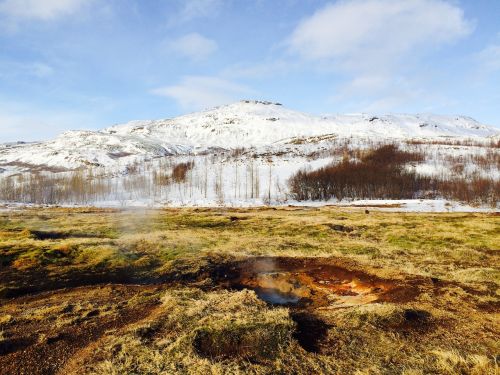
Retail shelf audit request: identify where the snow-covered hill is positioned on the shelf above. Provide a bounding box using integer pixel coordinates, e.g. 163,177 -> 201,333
104,100 -> 497,149
0,100 -> 499,210
0,100 -> 498,173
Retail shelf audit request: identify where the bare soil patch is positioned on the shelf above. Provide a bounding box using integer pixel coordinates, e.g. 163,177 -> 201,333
0,284 -> 165,375
215,257 -> 423,309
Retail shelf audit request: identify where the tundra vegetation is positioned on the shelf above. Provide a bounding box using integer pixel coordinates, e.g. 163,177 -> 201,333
0,207 -> 498,374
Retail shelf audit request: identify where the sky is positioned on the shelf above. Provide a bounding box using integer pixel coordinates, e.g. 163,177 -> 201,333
0,0 -> 500,142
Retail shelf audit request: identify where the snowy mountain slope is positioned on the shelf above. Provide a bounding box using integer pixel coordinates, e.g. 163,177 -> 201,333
0,100 -> 498,173
0,131 -> 178,171
104,101 -> 498,149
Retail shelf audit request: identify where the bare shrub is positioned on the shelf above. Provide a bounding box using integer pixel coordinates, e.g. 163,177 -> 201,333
230,147 -> 246,158
289,145 -> 430,201
172,161 -> 194,183
406,138 -> 499,148
359,144 -> 425,165
438,177 -> 499,206
0,170 -> 111,204
289,144 -> 498,206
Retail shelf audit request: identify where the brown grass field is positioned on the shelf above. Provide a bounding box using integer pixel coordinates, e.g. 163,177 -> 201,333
0,206 -> 498,374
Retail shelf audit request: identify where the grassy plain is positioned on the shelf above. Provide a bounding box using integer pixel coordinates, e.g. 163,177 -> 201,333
0,206 -> 498,374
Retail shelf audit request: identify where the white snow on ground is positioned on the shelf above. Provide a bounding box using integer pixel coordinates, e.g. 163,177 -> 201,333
0,100 -> 499,212
1,199 -> 497,213
320,199 -> 498,212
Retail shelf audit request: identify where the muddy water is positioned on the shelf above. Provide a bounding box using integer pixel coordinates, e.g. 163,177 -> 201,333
217,257 -> 416,309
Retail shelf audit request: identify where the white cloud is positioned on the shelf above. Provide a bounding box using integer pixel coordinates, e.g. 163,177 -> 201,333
331,74 -> 413,112
330,74 -> 455,114
289,0 -> 473,70
169,0 -> 222,25
0,0 -> 90,21
288,0 -> 473,111
477,44 -> 500,72
167,33 -> 218,61
29,62 -> 54,77
151,76 -> 254,111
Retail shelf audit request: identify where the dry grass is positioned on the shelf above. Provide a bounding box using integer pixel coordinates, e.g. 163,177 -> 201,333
0,207 -> 498,374
79,290 -> 314,375
0,207 -> 498,282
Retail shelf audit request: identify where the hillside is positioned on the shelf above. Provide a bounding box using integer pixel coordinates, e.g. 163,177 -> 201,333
0,100 -> 498,173
0,101 -> 499,209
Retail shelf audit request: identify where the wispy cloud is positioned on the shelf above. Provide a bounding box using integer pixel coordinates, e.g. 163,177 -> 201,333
151,76 -> 254,111
166,33 -> 218,62
0,0 -> 91,21
0,61 -> 54,79
477,43 -> 500,73
168,0 -> 222,26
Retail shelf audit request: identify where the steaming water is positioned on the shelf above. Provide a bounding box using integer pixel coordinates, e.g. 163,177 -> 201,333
254,288 -> 301,305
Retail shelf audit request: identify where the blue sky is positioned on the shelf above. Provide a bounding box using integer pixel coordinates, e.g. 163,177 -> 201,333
0,0 -> 499,142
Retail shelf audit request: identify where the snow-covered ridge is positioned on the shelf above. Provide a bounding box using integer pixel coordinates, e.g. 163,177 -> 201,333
104,101 -> 497,148
0,100 -> 498,172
